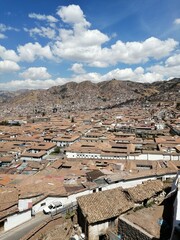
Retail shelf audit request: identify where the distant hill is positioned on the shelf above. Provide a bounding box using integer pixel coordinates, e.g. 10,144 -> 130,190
0,78 -> 179,112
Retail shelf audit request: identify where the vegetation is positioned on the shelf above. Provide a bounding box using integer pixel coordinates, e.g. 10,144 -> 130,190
65,210 -> 76,219
51,146 -> 61,154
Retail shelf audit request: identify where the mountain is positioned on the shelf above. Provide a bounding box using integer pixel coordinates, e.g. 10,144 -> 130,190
0,78 -> 179,113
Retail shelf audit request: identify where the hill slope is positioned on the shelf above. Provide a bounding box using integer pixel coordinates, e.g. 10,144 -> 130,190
0,78 -> 179,113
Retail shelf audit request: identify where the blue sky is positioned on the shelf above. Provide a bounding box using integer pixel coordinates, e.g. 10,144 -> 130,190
0,0 -> 180,90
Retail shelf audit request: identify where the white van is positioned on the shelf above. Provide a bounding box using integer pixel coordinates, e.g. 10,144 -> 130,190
43,201 -> 63,214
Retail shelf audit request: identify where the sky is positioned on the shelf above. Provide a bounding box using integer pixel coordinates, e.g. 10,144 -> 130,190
0,0 -> 180,90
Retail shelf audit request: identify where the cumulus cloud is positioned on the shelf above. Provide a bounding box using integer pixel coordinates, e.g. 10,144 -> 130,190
70,63 -> 86,74
165,53 -> 180,67
174,18 -> 180,25
0,5 -> 178,69
52,5 -> 178,67
28,13 -> 58,23
17,42 -> 54,62
0,60 -> 20,72
19,67 -> 51,80
24,27 -> 56,39
57,4 -> 90,29
99,67 -> 162,83
91,37 -> 178,66
0,33 -> 6,39
0,77 -> 68,90
0,60 -> 177,90
0,4 -> 179,90
148,64 -> 180,79
0,45 -> 19,62
52,36 -> 177,67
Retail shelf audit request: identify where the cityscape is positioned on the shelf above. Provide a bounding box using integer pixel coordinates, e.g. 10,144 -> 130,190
0,1 -> 180,240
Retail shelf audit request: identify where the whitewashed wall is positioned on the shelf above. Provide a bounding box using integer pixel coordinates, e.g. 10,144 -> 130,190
4,210 -> 31,231
31,172 -> 176,215
18,199 -> 32,211
32,189 -> 93,214
66,151 -> 180,161
89,222 -> 109,240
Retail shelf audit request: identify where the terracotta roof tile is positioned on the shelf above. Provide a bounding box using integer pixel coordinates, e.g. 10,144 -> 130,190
77,188 -> 133,223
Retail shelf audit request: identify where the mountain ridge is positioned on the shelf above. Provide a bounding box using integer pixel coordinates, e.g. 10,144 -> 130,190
0,78 -> 179,112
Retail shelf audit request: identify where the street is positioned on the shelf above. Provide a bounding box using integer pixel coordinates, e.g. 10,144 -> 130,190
0,213 -> 49,240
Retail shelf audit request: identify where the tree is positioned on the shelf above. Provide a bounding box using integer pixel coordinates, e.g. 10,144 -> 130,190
53,146 -> 61,154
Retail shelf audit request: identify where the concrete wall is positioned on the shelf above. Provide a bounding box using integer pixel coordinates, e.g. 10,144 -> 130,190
4,210 -> 32,231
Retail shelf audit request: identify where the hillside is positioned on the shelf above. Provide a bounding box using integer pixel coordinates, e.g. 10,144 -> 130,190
0,78 -> 179,113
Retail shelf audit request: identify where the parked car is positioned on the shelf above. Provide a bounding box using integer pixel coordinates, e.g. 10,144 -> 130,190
43,201 -> 63,214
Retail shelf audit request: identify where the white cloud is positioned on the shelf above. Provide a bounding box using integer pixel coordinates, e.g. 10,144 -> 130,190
20,67 -> 51,80
0,45 -> 19,62
146,52 -> 180,79
0,5 -> 178,69
52,36 -> 178,67
148,64 -> 180,79
0,4 -> 179,91
70,63 -> 86,74
0,61 -> 176,90
0,23 -> 19,32
24,27 -> 56,39
28,13 -> 58,23
53,5 -> 178,67
174,18 -> 180,25
57,4 -> 90,29
0,33 -> 6,39
17,42 -> 54,62
165,53 -> 180,67
99,37 -> 178,66
99,67 -> 162,83
0,60 -> 20,73
0,77 -> 68,90
0,23 -> 19,39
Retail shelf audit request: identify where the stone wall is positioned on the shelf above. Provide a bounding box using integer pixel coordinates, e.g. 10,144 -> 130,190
118,216 -> 155,240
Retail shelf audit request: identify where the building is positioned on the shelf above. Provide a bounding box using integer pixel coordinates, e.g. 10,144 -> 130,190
77,188 -> 133,240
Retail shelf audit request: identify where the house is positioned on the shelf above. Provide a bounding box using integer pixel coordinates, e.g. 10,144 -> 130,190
0,187 -> 31,232
26,142 -> 56,154
20,151 -> 47,161
0,156 -> 14,167
123,180 -> 165,206
77,188 -> 133,240
52,134 -> 80,147
86,170 -> 105,182
118,205 -> 168,240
